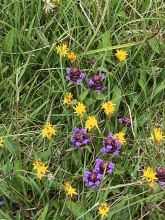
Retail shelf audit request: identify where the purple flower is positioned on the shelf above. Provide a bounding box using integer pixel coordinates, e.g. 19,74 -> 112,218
101,132 -> 121,155
94,159 -> 115,175
70,127 -> 92,148
83,171 -> 103,188
0,200 -> 6,206
66,67 -> 85,84
118,117 -> 131,127
156,167 -> 165,187
88,73 -> 106,93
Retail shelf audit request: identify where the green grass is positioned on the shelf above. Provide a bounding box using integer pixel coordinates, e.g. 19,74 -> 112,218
0,0 -> 165,219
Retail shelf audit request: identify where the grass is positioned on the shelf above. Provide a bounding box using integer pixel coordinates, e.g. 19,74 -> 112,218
0,0 -> 165,219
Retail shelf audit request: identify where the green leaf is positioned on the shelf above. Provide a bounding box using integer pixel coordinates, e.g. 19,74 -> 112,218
112,87 -> 122,112
152,81 -> 165,99
138,78 -> 147,98
141,0 -> 151,12
3,29 -> 15,52
37,203 -> 49,220
149,38 -> 160,54
79,90 -> 89,101
117,11 -> 128,18
98,30 -> 111,49
66,201 -> 94,220
0,209 -> 13,220
114,164 -> 125,174
4,137 -> 18,157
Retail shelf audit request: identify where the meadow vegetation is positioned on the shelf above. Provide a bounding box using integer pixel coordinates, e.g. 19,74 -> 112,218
0,0 -> 165,219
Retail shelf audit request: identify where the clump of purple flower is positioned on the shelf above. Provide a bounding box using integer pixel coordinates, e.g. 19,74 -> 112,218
156,167 -> 165,187
70,128 -> 92,148
94,159 -> 115,175
118,116 -> 131,127
66,67 -> 85,84
83,171 -> 103,189
101,132 -> 121,155
88,73 -> 106,93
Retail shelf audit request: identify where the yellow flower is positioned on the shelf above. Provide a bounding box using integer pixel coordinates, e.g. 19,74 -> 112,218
74,102 -> 86,118
151,128 -> 164,142
98,203 -> 110,218
33,160 -> 49,180
142,167 -> 157,188
68,51 -> 76,63
85,116 -> 98,131
42,122 -> 56,140
56,43 -> 69,57
102,101 -> 116,117
63,92 -> 73,105
64,182 -> 77,198
115,49 -> 128,62
0,137 -> 4,148
114,132 -> 126,144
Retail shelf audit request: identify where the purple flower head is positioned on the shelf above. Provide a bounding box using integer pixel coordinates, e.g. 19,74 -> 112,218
83,171 -> 103,188
88,73 -> 106,93
66,67 -> 85,84
156,167 -> 165,187
94,159 -> 115,175
0,200 -> 6,206
101,132 -> 121,155
70,127 -> 92,148
118,116 -> 131,127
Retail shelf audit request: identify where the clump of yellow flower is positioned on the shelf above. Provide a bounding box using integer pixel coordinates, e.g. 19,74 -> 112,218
115,49 -> 128,62
64,182 -> 77,198
85,116 -> 98,131
63,92 -> 73,105
33,160 -> 49,180
68,51 -> 76,63
114,132 -> 126,144
56,43 -> 69,57
151,128 -> 164,142
74,102 -> 86,118
142,167 -> 157,188
102,101 -> 116,117
42,122 -> 56,140
98,203 -> 110,218
0,137 -> 4,148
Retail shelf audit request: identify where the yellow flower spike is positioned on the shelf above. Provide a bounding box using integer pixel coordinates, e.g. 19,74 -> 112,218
151,128 -> 164,142
64,182 -> 77,198
142,167 -> 157,188
74,102 -> 86,118
33,160 -> 49,180
85,116 -> 98,131
98,203 -> 110,218
68,51 -> 76,63
56,43 -> 69,57
115,49 -> 128,62
63,92 -> 73,105
102,101 -> 116,117
42,122 -> 56,140
114,132 -> 126,145
0,137 -> 4,148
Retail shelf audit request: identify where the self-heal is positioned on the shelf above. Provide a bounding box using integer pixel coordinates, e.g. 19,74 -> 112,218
88,73 -> 106,93
101,132 -> 121,155
83,171 -> 103,189
66,67 -> 85,84
94,159 -> 115,175
70,128 -> 92,148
